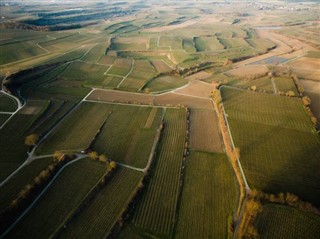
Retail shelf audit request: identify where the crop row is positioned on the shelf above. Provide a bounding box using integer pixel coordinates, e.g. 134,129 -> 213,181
5,158 -> 108,239
38,102 -> 112,154
175,151 -> 238,239
132,108 -> 187,236
93,104 -> 163,168
255,203 -> 320,239
59,167 -> 143,239
221,87 -> 320,207
0,100 -> 49,181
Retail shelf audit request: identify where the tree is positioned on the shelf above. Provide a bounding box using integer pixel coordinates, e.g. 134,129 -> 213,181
244,225 -> 259,239
88,151 -> 98,160
286,90 -> 295,97
302,96 -> 311,106
251,85 -> 257,91
109,161 -> 117,169
53,151 -> 65,162
25,134 -> 39,146
99,154 -> 107,162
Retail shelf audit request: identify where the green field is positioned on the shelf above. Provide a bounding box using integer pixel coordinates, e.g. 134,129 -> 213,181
39,33 -> 91,52
6,158 -> 108,239
143,75 -> 188,92
0,93 -> 17,112
119,60 -> 157,91
29,100 -> 75,137
58,167 -> 143,239
246,38 -> 275,52
20,64 -> 70,99
1,2 -> 319,238
81,43 -> 108,63
175,151 -> 237,239
93,104 -> 163,168
110,37 -> 147,51
231,76 -> 275,93
37,102 -> 112,154
255,204 -> 320,239
0,114 -> 10,126
160,36 -> 183,50
100,75 -> 123,88
42,45 -> 92,66
182,38 -> 196,53
133,108 -> 186,237
107,58 -> 132,76
218,38 -> 249,49
194,36 -> 224,52
61,61 -> 108,83
221,87 -> 320,207
0,157 -> 53,214
274,77 -> 299,95
0,40 -> 47,65
0,100 -> 49,181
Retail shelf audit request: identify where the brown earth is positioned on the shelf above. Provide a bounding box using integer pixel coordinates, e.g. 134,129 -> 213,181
87,89 -> 213,109
185,71 -> 212,81
226,65 -> 268,79
154,92 -> 213,109
189,109 -> 224,153
175,81 -> 213,99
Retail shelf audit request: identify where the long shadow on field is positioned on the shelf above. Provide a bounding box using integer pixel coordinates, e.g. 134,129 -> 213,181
235,123 -> 320,208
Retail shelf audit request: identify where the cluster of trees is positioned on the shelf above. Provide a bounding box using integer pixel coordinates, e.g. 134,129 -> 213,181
285,90 -> 295,97
252,190 -> 320,216
302,95 -> 318,127
11,152 -> 69,209
0,153 -> 71,234
25,134 -> 39,147
87,151 -> 117,170
178,62 -> 214,77
1,22 -> 49,31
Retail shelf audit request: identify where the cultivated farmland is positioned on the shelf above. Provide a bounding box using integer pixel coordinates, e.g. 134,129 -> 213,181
1,1 -> 320,238
144,75 -> 188,92
81,43 -> 108,63
221,87 -> 320,207
231,76 -> 274,93
93,104 -> 164,168
0,100 -> 49,181
273,77 -> 299,95
37,102 -> 112,154
255,204 -> 320,239
189,109 -> 224,153
175,151 -> 238,239
6,158 -> 108,239
107,58 -> 133,77
61,61 -> 109,83
0,40 -> 47,65
194,36 -> 224,52
150,60 -> 172,73
0,157 -> 53,214
119,60 -> 156,91
0,114 -> 10,126
0,93 -> 17,112
132,108 -> 186,237
58,167 -> 143,239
